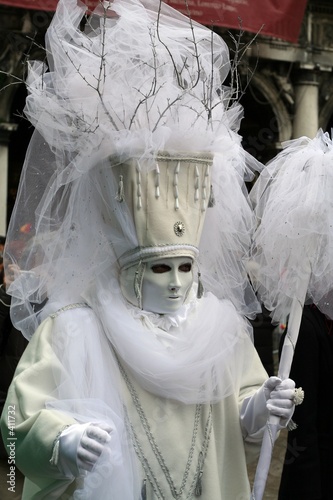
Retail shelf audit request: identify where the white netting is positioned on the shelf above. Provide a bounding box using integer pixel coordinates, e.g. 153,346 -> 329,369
2,2 -> 265,497
249,129 -> 333,323
5,0 -> 261,339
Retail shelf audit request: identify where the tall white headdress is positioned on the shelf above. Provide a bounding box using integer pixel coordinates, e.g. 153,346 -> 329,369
4,0 -> 261,338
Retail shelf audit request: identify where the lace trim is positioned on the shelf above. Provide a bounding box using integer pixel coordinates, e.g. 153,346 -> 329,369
49,424 -> 72,467
49,302 -> 90,319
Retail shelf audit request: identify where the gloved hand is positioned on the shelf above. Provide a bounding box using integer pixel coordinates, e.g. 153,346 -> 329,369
240,376 -> 297,439
264,376 -> 296,427
53,422 -> 113,477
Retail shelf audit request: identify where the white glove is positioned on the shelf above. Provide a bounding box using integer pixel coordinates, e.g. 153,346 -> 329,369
54,422 -> 113,477
264,376 -> 296,428
240,376 -> 296,439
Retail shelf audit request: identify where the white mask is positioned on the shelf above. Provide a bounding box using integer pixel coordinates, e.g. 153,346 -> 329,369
142,257 -> 194,314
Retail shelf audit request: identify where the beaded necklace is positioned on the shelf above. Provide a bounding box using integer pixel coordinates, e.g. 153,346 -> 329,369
117,359 -> 213,499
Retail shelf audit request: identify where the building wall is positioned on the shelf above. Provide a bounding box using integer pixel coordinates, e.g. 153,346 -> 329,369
219,0 -> 333,161
0,6 -> 48,233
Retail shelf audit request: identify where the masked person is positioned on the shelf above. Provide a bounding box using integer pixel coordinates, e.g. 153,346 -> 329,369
1,1 -> 296,498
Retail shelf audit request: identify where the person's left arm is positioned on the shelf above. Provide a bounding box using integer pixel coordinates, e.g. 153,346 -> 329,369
238,336 -> 296,442
240,376 -> 295,441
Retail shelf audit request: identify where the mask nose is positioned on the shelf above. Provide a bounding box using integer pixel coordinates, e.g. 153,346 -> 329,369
168,269 -> 181,292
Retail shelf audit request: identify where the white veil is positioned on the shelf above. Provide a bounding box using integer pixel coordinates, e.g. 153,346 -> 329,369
5,0 -> 261,339
3,1 -> 264,497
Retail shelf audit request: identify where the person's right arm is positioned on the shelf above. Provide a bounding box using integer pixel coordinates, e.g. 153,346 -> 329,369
0,317 -> 77,487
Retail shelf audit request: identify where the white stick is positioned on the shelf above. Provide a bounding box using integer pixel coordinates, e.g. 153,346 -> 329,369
278,288 -> 307,380
251,265 -> 310,500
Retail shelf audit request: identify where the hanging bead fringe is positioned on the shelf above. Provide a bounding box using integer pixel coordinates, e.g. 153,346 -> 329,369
287,418 -> 298,431
134,273 -> 141,300
134,262 -> 144,309
197,272 -> 204,299
208,184 -> 215,207
195,451 -> 204,496
141,478 -> 147,500
195,475 -> 203,496
116,174 -> 124,202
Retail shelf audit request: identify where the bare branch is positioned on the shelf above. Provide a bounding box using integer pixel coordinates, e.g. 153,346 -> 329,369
226,20 -> 262,107
0,0 -> 251,145
156,0 -> 201,91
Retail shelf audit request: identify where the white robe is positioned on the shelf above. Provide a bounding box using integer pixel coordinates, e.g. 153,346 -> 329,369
0,295 -> 267,499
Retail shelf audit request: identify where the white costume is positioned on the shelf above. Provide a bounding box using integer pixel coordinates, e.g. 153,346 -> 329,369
5,292 -> 269,499
1,0 -> 296,498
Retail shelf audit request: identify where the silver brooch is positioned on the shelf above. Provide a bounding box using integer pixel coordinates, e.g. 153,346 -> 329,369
174,221 -> 185,237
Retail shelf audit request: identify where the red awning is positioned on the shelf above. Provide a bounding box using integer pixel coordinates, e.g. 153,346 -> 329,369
0,0 -> 307,43
166,0 -> 308,43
